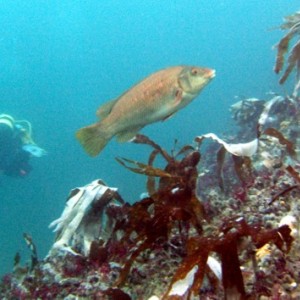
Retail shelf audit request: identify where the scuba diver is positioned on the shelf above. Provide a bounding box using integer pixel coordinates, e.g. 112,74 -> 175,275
0,114 -> 46,177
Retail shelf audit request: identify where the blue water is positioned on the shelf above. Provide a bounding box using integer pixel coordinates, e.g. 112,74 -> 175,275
0,1 -> 299,276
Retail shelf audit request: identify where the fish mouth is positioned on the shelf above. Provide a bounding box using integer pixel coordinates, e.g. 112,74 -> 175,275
207,69 -> 216,79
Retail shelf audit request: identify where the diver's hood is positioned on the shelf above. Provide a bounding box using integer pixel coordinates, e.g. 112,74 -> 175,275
0,114 -> 15,130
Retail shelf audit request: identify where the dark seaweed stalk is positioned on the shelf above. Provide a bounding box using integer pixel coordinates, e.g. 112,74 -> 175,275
263,128 -> 297,158
269,165 -> 300,204
23,233 -> 38,271
269,166 -> 300,204
268,184 -> 300,205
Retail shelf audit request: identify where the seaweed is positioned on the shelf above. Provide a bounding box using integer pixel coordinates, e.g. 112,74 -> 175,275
269,165 -> 300,204
113,136 -> 205,286
113,135 -> 293,298
111,188 -> 205,287
163,218 -> 293,299
286,164 -> 300,183
216,146 -> 226,190
103,288 -> 132,300
263,127 -> 297,158
117,134 -> 200,194
274,10 -> 300,94
23,233 -> 39,271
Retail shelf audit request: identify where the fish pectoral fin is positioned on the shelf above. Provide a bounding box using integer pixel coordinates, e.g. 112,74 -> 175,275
161,89 -> 183,121
96,99 -> 119,119
116,127 -> 142,143
174,88 -> 183,106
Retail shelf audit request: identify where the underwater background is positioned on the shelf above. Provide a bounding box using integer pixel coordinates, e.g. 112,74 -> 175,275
0,0 -> 299,277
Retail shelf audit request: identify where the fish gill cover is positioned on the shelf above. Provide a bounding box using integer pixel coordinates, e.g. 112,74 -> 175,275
2,3 -> 300,300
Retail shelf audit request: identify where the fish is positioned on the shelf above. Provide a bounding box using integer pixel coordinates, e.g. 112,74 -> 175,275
76,65 -> 215,156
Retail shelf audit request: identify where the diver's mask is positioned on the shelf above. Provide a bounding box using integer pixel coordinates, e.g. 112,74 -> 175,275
22,144 -> 47,157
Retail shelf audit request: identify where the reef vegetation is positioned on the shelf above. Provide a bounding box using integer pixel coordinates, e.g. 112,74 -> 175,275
1,9 -> 300,300
275,10 -> 300,95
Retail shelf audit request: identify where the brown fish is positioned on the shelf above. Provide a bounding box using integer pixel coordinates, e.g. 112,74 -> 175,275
76,65 -> 215,156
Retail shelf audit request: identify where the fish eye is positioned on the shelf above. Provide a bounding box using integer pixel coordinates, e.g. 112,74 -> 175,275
191,68 -> 199,75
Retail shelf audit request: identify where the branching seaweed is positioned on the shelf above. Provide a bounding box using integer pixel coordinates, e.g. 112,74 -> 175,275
113,135 -> 294,298
163,218 -> 293,299
274,10 -> 300,94
113,135 -> 205,286
117,134 -> 200,195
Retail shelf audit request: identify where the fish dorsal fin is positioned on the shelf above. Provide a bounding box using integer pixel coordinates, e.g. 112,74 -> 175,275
116,127 -> 142,143
96,99 -> 118,119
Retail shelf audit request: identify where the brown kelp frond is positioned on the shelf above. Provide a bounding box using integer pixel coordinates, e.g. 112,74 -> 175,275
274,32 -> 294,75
232,155 -> 253,185
132,134 -> 172,162
114,185 -> 205,287
216,146 -> 226,190
274,10 -> 300,92
163,218 -> 293,299
279,40 -> 300,85
286,164 -> 300,183
115,156 -> 174,178
175,144 -> 196,158
253,224 -> 294,252
269,184 -> 300,205
112,137 -> 205,286
268,165 -> 300,204
11,234 -> 40,280
118,134 -> 199,194
163,243 -> 209,299
23,233 -> 39,271
263,127 -> 297,158
133,134 -> 196,163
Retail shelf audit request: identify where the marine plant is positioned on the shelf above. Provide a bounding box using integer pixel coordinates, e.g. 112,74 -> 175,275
0,130 -> 297,299
269,164 -> 300,204
274,10 -> 300,94
163,217 -> 293,299
113,134 -> 205,285
112,134 -> 294,299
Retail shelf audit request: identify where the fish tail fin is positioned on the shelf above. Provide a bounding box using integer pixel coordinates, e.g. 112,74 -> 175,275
76,124 -> 109,157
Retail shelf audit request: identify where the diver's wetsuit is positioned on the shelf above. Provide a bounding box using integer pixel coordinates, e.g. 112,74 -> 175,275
0,123 -> 31,177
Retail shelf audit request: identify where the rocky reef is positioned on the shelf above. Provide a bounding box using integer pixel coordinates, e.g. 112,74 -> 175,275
1,92 -> 300,299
